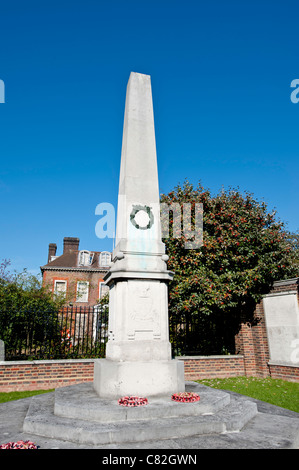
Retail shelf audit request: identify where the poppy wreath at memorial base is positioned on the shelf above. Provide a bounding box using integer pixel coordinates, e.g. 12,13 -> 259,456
0,440 -> 38,449
171,392 -> 200,403
118,396 -> 149,407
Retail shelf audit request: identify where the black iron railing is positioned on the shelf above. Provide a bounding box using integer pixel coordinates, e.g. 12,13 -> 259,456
1,305 -> 236,360
169,312 -> 236,357
2,306 -> 108,361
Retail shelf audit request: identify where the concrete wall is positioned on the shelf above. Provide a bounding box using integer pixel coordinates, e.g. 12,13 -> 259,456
235,278 -> 299,382
263,283 -> 299,365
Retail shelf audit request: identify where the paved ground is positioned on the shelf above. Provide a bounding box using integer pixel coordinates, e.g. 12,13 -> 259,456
0,388 -> 298,453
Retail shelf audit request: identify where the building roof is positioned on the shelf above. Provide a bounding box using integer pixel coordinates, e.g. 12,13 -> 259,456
41,250 -> 111,273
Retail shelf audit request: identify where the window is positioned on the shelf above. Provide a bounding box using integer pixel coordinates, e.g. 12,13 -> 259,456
99,251 -> 111,267
99,281 -> 109,299
54,280 -> 67,297
78,250 -> 94,266
76,281 -> 89,302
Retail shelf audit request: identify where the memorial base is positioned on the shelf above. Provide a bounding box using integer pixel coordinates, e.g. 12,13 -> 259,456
93,358 -> 185,399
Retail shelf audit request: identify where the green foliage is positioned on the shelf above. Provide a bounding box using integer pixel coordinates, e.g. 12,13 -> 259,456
284,230 -> 299,275
0,261 -> 65,354
162,181 -> 299,351
0,262 -> 108,360
0,260 -> 66,310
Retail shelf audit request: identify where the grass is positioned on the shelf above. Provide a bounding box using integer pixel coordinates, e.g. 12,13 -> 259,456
0,389 -> 54,404
197,376 -> 299,413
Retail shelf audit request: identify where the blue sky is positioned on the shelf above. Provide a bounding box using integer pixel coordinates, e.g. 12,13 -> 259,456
0,0 -> 298,276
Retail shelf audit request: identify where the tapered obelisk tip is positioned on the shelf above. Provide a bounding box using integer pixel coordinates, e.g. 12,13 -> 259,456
119,71 -> 158,200
114,71 -> 163,255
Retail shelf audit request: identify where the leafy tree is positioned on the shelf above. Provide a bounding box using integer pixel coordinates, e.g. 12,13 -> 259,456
283,230 -> 299,275
161,181 -> 299,355
0,261 -> 66,357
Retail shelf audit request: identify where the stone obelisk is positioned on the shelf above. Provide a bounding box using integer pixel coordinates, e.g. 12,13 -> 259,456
93,72 -> 185,398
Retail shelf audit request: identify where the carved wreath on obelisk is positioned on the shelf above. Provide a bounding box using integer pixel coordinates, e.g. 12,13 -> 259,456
130,204 -> 154,230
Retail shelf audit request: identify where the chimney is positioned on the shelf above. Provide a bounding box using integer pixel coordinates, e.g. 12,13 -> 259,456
63,237 -> 80,254
48,243 -> 57,263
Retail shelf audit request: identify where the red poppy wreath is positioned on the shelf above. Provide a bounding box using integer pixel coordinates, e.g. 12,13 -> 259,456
171,392 -> 200,403
118,396 -> 148,407
0,440 -> 38,449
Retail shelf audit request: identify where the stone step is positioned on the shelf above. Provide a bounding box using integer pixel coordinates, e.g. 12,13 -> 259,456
53,382 -> 231,423
23,382 -> 257,446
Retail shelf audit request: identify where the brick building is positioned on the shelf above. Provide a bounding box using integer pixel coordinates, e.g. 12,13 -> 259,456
41,237 -> 111,307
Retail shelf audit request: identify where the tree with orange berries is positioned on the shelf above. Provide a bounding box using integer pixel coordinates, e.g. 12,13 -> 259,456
161,181 -> 298,355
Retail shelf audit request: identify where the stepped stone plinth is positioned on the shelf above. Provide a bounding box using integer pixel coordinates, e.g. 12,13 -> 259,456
23,382 -> 257,446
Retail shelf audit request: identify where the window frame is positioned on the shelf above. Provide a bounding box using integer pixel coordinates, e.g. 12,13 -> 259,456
54,280 -> 67,297
99,281 -> 109,299
76,280 -> 89,303
99,251 -> 111,267
78,250 -> 94,267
